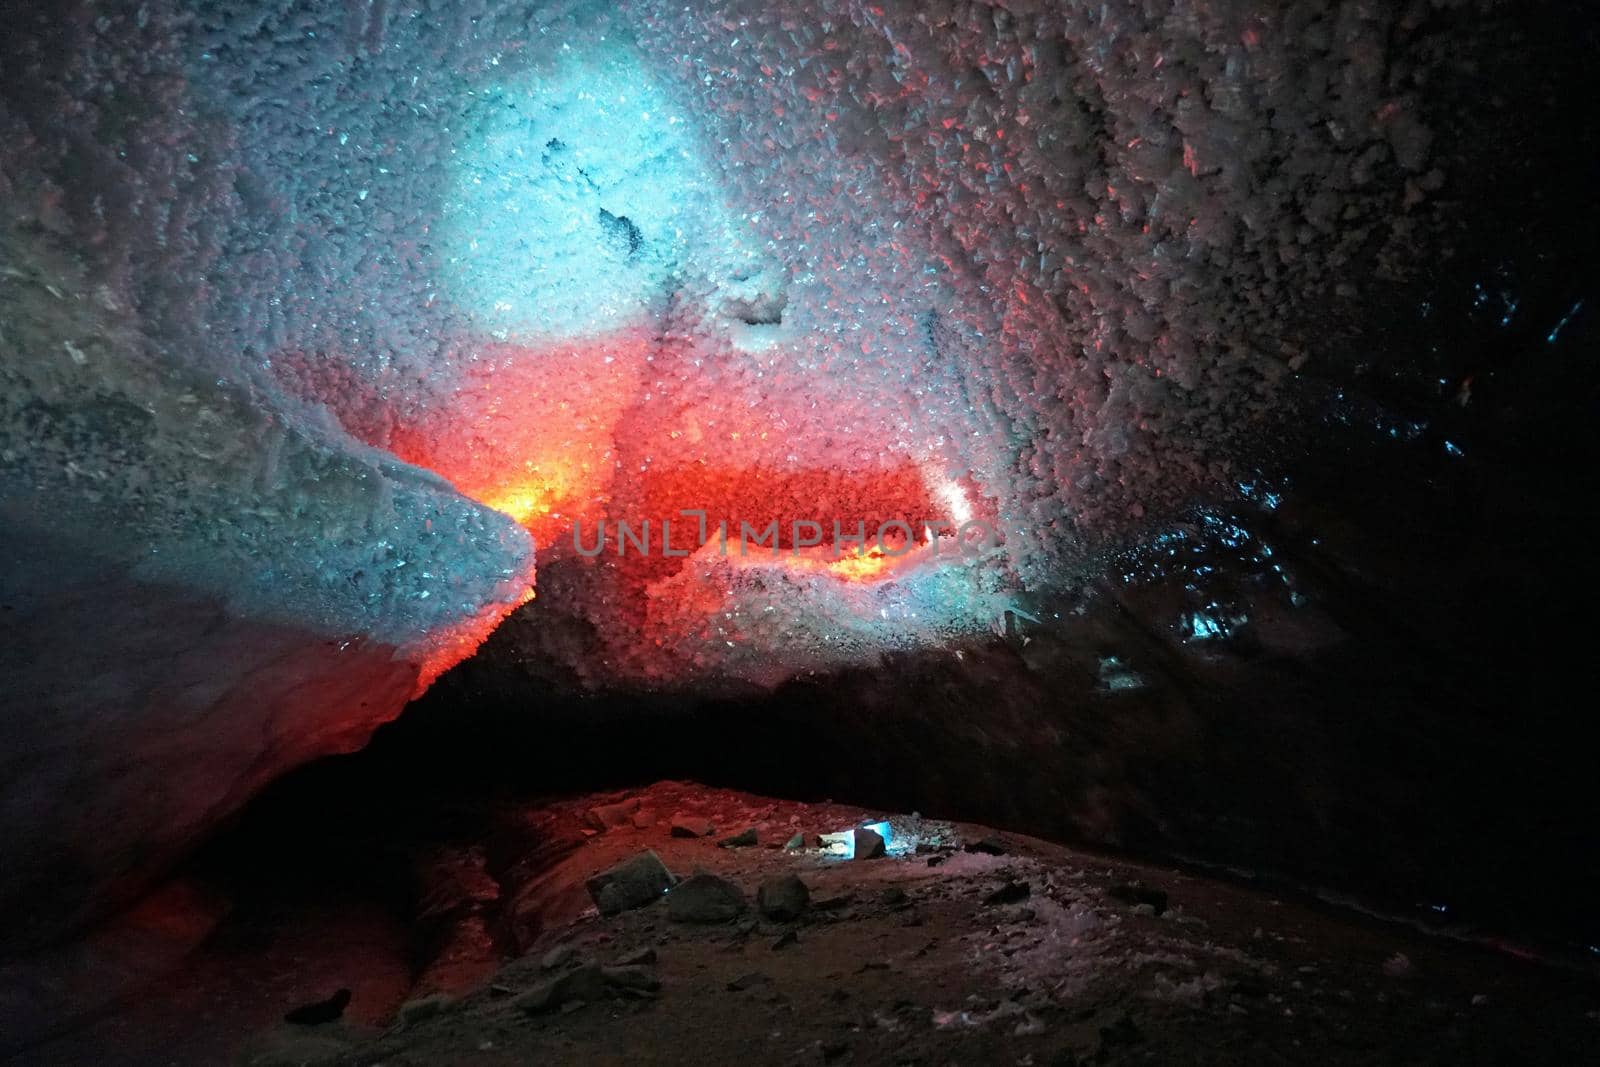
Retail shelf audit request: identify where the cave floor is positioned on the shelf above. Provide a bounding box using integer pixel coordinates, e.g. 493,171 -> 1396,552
14,781 -> 1598,1065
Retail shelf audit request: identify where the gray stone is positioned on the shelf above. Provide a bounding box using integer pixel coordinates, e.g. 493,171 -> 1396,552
853,826 -> 886,859
666,873 -> 748,923
586,850 -> 675,916
784,832 -> 806,850
756,874 -> 810,921
397,994 -> 450,1025
1107,883 -> 1168,916
965,835 -> 1007,856
514,964 -> 609,1014
584,797 -> 641,831
670,816 -> 715,838
718,827 -> 758,848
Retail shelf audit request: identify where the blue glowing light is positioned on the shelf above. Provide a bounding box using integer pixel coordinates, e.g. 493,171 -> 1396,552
1547,300 -> 1584,344
821,820 -> 895,859
1499,297 -> 1519,328
1236,480 -> 1282,511
438,51 -> 730,340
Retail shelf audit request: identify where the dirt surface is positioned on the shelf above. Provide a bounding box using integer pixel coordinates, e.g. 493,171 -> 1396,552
205,781 -> 1598,1067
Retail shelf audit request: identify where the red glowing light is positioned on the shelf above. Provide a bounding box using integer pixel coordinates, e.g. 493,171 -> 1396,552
379,333 -> 647,547
273,321 -> 986,693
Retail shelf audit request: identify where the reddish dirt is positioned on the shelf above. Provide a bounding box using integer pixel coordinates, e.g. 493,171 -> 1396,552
9,781 -> 1597,1065
240,783 -> 1595,1066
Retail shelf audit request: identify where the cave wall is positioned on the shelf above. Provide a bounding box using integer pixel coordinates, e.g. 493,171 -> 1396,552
0,525 -> 419,947
0,219 -> 534,948
0,11 -> 537,946
0,0 -> 1527,945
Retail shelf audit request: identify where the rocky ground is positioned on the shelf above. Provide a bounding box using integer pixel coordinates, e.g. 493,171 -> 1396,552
8,780 -> 1597,1065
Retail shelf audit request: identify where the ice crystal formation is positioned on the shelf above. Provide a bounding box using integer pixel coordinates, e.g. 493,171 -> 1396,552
4,0 -> 1450,685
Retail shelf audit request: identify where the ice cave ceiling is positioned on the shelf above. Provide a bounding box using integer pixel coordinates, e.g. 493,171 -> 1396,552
5,0 -> 1448,676
3,0 -> 1593,947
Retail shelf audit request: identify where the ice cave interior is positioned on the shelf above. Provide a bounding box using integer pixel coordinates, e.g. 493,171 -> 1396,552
2,1 -> 1597,1062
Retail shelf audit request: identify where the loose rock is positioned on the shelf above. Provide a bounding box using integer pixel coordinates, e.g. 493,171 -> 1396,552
670,816 -> 714,838
965,835 -> 1007,856
718,828 -> 758,848
853,827 -> 886,859
584,797 -> 641,831
757,874 -> 810,921
514,965 -> 608,1014
602,965 -> 661,993
667,873 -> 748,923
1107,883 -> 1168,916
586,850 -> 676,916
397,994 -> 450,1026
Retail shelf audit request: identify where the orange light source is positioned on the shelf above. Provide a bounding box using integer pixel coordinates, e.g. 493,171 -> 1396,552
481,482 -> 561,525
472,458 -> 585,543
826,549 -> 900,582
